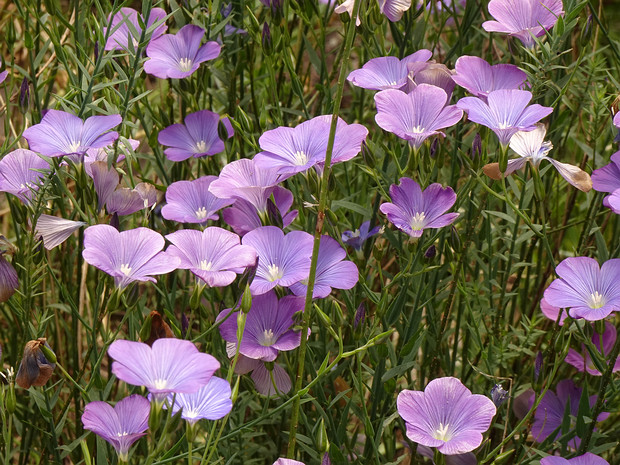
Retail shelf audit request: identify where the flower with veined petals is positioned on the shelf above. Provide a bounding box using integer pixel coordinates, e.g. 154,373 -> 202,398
375,84 -> 462,149
482,0 -> 564,48
108,338 -> 220,402
165,227 -> 256,287
161,176 -> 235,224
82,395 -> 150,462
158,110 -> 233,161
334,0 -> 361,26
166,376 -> 232,424
540,297 -> 569,325
229,349 -> 292,396
144,24 -> 221,79
543,257 -> 620,321
378,0 -> 412,22
565,321 -> 620,376
342,221 -> 381,251
35,215 -> 86,250
380,178 -> 459,238
406,62 -> 456,100
241,226 -> 314,295
104,7 -> 167,51
0,149 -> 50,204
347,50 -> 432,91
591,151 -> 620,214
22,110 -> 122,157
397,377 -> 496,455
540,453 -> 609,465
82,225 -> 180,288
451,56 -> 528,99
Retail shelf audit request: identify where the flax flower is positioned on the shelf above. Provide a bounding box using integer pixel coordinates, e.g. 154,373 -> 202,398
451,56 -> 527,99
104,7 -> 167,51
35,215 -> 86,250
0,70 -> 7,84
0,149 -> 50,204
227,345 -> 292,396
347,50 -> 432,91
565,321 -> 620,376
591,151 -> 620,214
342,221 -> 381,251
541,454 -> 609,465
166,376 -> 232,423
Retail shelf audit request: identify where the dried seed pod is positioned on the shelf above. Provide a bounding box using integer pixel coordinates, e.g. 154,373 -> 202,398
16,338 -> 56,389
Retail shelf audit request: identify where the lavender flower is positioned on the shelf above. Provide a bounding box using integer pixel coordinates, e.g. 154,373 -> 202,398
230,349 -> 292,395
104,7 -> 167,51
290,236 -> 359,298
540,297 -> 569,325
158,111 -> 233,161
0,70 -> 7,84
347,50 -> 432,91
530,379 -> 609,449
397,377 -> 496,455
482,0 -> 565,48
218,291 -> 305,361
222,186 -> 298,236
334,0 -> 361,26
165,228 -> 257,287
543,257 -> 620,321
375,84 -> 462,149
540,453 -> 609,465
22,110 -> 122,157
273,460 -> 305,465
565,321 -> 620,376
0,253 -> 18,303
208,159 -> 282,214
82,395 -> 150,462
342,221 -> 381,250
591,151 -> 620,214
108,338 -> 220,401
0,149 -> 50,204
417,446 -> 476,465
482,124 -> 592,191
241,226 -> 314,295
378,0 -> 412,22
457,90 -> 553,146
64,137 -> 138,173
451,56 -> 528,99
35,215 -> 86,250
161,176 -> 235,224
82,225 -> 180,288
144,25 -> 221,79
406,62 -> 456,100
490,384 -> 509,407
380,178 -> 459,238
166,376 -> 232,423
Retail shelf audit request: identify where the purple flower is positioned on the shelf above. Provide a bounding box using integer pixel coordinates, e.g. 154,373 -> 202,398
0,70 -> 8,84
314,116 -> 369,171
540,297 -> 569,325
457,90 -> 553,146
451,56 -> 528,99
208,159 -> 282,214
0,252 -> 18,303
108,338 -> 220,402
530,379 -> 609,449
406,62 -> 456,101
166,376 -> 232,424
378,0 -> 412,22
0,149 -> 50,204
289,235 -> 359,298
104,7 -> 167,51
229,348 -> 292,396
614,112 -> 620,129
482,0 -> 565,48
540,453 -> 609,465
144,25 -> 221,79
22,110 -> 122,157
165,227 -> 257,287
82,225 -> 180,288
591,151 -> 620,214
82,395 -> 150,462
334,0 -> 361,26
64,137 -> 138,173
375,84 -> 463,149
273,460 -> 305,465
158,111 -> 233,161
35,215 -> 86,250
380,177 -> 459,238
161,176 -> 235,224
397,377 -> 496,455
565,321 -> 620,376
342,221 -> 381,250
543,257 -> 620,321
347,50 -> 432,91
241,226 -> 313,295
222,186 -> 298,236
483,124 -> 592,191
218,291 -> 305,361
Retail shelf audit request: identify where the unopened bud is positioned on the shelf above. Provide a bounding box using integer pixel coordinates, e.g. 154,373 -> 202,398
472,133 -> 482,159
19,78 -> 30,114
262,23 -> 272,56
6,381 -> 16,413
241,285 -> 253,314
429,138 -> 439,158
317,418 -> 329,453
321,452 -> 331,465
534,351 -> 543,382
580,15 -> 593,46
490,384 -> 509,407
424,245 -> 436,260
94,41 -> 99,62
353,303 -> 365,329
217,119 -> 230,141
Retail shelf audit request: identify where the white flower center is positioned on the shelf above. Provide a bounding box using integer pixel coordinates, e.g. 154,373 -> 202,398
179,58 -> 193,72
154,379 -> 167,390
196,207 -> 208,220
587,291 -> 606,309
200,260 -> 213,271
195,140 -> 208,153
120,264 -> 132,276
183,409 -> 199,420
433,422 -> 452,442
116,431 -> 129,437
260,329 -> 276,346
410,212 -> 426,231
389,80 -> 397,86
68,140 -> 81,152
292,151 -> 309,166
410,125 -> 425,134
266,263 -> 283,282
498,121 -> 510,129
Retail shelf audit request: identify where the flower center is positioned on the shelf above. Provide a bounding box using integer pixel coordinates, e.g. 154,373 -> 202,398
433,423 -> 452,442
260,329 -> 276,346
116,431 -> 129,437
120,264 -> 132,276
195,207 -> 208,220
389,80 -> 397,86
179,58 -> 193,72
195,140 -> 208,153
67,140 -> 81,153
153,379 -> 167,390
200,260 -> 213,271
410,212 -> 426,231
410,125 -> 425,134
587,291 -> 606,309
292,150 -> 309,166
266,263 -> 283,282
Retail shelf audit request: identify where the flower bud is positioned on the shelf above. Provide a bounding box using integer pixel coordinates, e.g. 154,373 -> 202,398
94,41 -> 100,62
218,119 -> 230,141
316,418 -> 329,454
471,133 -> 482,159
490,384 -> 509,407
429,138 -> 439,159
241,285 -> 253,314
424,244 -> 436,260
580,15 -> 593,47
534,351 -> 543,382
181,312 -> 189,338
321,452 -> 331,465
16,338 -> 56,389
353,303 -> 365,329
19,78 -> 30,114
361,140 -> 375,168
262,23 -> 273,56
